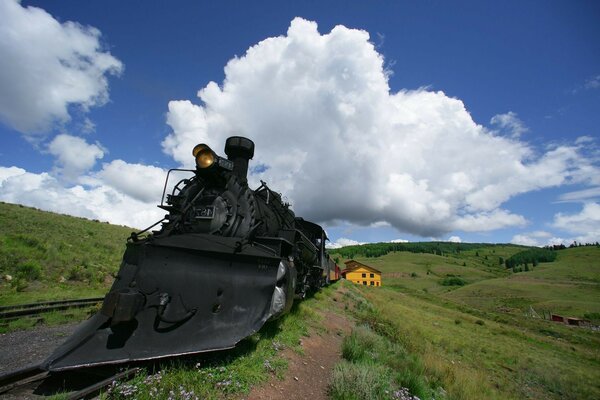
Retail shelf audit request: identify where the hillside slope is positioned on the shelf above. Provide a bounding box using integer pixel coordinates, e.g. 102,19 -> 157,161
445,246 -> 600,317
332,243 -> 599,319
331,243 -> 600,399
0,201 -> 133,304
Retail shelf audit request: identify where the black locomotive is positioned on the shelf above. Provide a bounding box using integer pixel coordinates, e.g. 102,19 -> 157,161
44,136 -> 336,371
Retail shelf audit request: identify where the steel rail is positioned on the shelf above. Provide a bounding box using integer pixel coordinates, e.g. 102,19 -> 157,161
0,364 -> 47,394
66,367 -> 139,400
0,298 -> 103,321
0,297 -> 104,312
0,364 -> 139,399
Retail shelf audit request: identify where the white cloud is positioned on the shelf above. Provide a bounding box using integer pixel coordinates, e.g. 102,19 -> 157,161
510,231 -> 552,247
327,237 -> 366,249
96,160 -> 167,203
453,210 -> 527,232
490,111 -> 528,138
47,134 -> 105,180
447,236 -> 462,243
0,0 -> 122,136
390,238 -> 409,243
163,18 -> 598,238
512,215 -> 600,246
0,166 -> 164,229
584,75 -> 600,90
558,187 -> 600,202
511,234 -> 542,247
552,203 -> 600,244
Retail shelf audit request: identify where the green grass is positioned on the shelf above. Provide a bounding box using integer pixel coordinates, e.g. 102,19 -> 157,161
445,247 -> 600,317
0,305 -> 101,334
329,246 -> 600,399
0,201 -> 133,305
350,282 -> 600,399
331,245 -> 521,296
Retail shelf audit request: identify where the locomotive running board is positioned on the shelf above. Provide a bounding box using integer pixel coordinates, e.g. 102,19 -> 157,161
43,234 -> 284,371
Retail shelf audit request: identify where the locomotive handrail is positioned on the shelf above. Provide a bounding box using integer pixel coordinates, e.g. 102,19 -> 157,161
160,168 -> 195,206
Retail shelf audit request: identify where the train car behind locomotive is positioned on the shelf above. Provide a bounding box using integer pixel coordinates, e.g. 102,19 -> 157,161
43,136 -> 336,371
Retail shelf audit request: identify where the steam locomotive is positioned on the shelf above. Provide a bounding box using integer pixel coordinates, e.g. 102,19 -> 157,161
44,136 -> 339,371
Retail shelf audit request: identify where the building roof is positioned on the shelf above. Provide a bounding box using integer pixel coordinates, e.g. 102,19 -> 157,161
342,260 -> 382,275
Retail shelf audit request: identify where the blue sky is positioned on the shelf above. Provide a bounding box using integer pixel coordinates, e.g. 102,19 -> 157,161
0,0 -> 599,247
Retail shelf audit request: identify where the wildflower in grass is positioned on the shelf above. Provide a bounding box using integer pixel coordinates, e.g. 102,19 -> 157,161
393,387 -> 421,400
116,383 -> 138,397
144,371 -> 163,385
217,379 -> 232,387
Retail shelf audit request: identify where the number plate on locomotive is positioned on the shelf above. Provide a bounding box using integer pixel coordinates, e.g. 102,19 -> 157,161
194,206 -> 215,219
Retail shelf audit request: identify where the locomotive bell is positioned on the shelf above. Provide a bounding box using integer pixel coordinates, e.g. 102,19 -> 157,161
224,136 -> 255,183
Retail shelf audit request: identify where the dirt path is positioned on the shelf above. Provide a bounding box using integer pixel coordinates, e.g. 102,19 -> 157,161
244,307 -> 353,400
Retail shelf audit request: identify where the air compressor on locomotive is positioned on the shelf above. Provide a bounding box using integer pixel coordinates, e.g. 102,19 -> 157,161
43,136 -> 339,371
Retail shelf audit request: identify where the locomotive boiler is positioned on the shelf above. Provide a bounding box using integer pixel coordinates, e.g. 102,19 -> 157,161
43,136 -> 334,371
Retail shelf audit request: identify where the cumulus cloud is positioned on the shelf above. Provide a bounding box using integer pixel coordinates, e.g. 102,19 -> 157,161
447,236 -> 462,243
0,0 -> 122,136
552,203 -> 600,244
511,231 -> 552,247
327,238 -> 366,249
96,160 -> 167,203
47,134 -> 105,180
163,18 -> 599,237
512,205 -> 600,247
490,111 -> 528,138
0,166 -> 164,229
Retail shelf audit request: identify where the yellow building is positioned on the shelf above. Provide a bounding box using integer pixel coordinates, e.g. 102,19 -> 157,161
342,260 -> 382,287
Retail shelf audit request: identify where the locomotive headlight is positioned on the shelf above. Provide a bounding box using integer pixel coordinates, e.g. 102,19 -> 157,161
193,144 -> 216,169
196,149 -> 216,169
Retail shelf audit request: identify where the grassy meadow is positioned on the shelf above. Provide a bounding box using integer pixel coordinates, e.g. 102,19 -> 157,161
330,244 -> 600,399
0,201 -> 132,306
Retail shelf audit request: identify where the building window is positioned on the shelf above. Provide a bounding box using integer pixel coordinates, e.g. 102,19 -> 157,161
363,281 -> 367,285
362,273 -> 366,278
370,281 -> 374,286
370,273 -> 374,278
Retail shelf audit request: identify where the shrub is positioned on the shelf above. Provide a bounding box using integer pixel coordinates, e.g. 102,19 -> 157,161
15,261 -> 42,281
583,312 -> 600,322
329,361 -> 393,400
10,278 -> 28,292
440,276 -> 466,286
67,265 -> 95,282
342,325 -> 382,363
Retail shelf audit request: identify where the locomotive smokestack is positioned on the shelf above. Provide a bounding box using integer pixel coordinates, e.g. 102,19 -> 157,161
224,136 -> 255,183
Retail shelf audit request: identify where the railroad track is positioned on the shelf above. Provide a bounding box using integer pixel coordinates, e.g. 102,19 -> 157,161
0,297 -> 104,321
0,364 -> 138,399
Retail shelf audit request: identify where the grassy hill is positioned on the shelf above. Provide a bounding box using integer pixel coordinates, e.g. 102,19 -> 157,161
445,246 -> 600,317
0,201 -> 133,305
331,243 -> 600,319
330,242 -> 600,399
